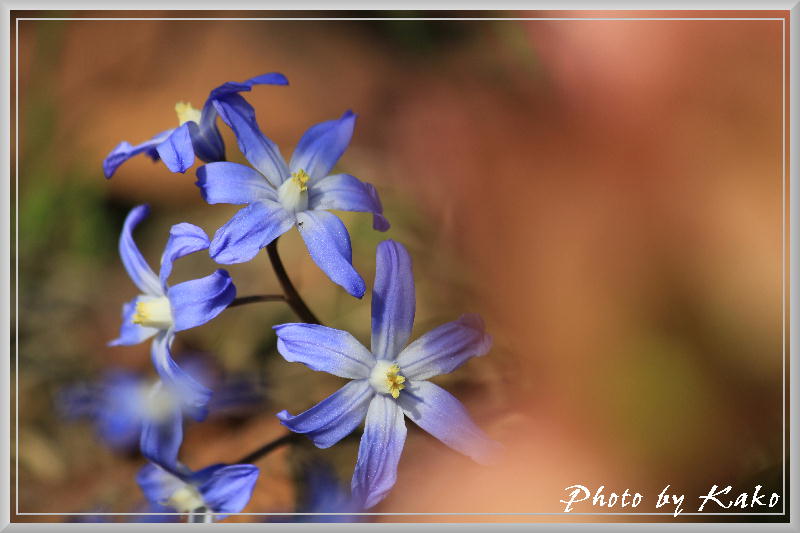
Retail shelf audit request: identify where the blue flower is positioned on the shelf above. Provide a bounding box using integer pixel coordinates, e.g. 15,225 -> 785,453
109,205 -> 236,416
273,240 -> 500,508
137,448 -> 259,522
196,100 -> 389,298
103,72 -> 288,179
58,360 -> 264,452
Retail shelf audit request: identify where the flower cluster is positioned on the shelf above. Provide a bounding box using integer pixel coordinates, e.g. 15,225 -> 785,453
93,72 -> 499,521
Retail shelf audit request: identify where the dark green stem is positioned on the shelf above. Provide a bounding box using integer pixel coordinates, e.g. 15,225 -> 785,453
229,294 -> 285,308
236,432 -> 301,464
266,239 -> 321,325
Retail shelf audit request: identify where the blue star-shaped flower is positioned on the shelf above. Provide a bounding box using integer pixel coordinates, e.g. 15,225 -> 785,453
110,205 -> 235,416
103,72 -> 288,178
196,98 -> 389,298
273,240 -> 500,508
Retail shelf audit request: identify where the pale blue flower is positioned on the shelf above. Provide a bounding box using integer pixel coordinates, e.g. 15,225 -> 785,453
196,101 -> 389,298
274,240 -> 499,508
110,205 -> 235,415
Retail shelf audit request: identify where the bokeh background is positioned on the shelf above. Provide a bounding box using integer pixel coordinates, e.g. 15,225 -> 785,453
12,11 -> 788,522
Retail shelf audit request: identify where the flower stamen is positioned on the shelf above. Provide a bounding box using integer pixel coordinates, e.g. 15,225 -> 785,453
175,101 -> 202,125
385,364 -> 406,399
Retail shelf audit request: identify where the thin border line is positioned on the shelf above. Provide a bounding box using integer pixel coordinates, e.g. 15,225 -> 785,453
12,14 -> 789,519
14,17 -> 788,20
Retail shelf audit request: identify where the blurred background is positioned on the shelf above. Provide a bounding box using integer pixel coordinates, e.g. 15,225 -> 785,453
12,12 -> 787,522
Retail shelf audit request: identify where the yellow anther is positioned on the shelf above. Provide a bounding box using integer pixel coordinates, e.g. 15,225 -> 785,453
175,101 -> 202,125
291,169 -> 310,192
385,364 -> 406,399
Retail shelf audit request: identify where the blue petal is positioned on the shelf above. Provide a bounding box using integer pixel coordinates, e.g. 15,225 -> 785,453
208,72 -> 289,102
395,314 -> 492,380
289,111 -> 356,182
212,95 -> 289,188
274,323 -> 374,379
159,223 -> 210,289
187,103 -> 225,163
195,464 -> 260,517
109,297 -> 159,346
308,174 -> 389,231
103,129 -> 173,179
209,200 -> 294,264
276,379 -> 373,449
137,463 -> 186,507
196,162 -> 277,205
96,370 -> 150,448
167,269 -> 236,332
371,240 -> 415,360
350,395 -> 407,509
296,210 -> 365,298
140,387 -> 184,472
151,331 -> 212,415
396,380 -> 501,465
119,205 -> 162,296
156,123 -> 195,174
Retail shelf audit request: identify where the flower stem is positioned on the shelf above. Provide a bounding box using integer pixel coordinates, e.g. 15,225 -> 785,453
229,294 -> 286,308
236,431 -> 301,464
266,239 -> 321,325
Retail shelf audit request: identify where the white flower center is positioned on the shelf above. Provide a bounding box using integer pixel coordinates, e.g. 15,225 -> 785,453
175,101 -> 202,125
369,360 -> 406,399
132,295 -> 174,330
277,169 -> 310,213
167,484 -> 205,513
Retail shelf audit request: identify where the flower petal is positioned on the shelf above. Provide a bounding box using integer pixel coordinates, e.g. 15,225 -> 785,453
396,380 -> 501,465
194,463 -> 260,517
371,240 -> 415,360
96,371 -> 150,449
196,162 -> 277,205
119,205 -> 162,296
395,314 -> 492,380
159,223 -> 210,289
140,384 -> 184,472
108,297 -> 159,346
274,323 -> 375,379
187,107 -> 226,163
351,395 -> 407,509
276,379 -> 373,449
103,129 -> 173,179
167,269 -> 236,332
212,94 -> 289,188
308,174 -> 389,231
289,110 -> 356,182
209,201 -> 294,264
156,123 -> 195,174
208,72 -> 289,103
296,210 -> 365,298
151,330 -> 212,415
137,463 -> 185,507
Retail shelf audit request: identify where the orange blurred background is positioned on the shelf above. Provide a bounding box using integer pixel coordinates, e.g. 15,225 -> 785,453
13,11 -> 788,522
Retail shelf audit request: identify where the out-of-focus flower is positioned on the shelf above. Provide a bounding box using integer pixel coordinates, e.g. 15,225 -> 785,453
58,359 -> 264,452
273,239 -> 500,508
103,73 -> 288,178
296,461 -> 362,522
196,100 -> 389,298
109,205 -> 235,416
137,460 -> 259,522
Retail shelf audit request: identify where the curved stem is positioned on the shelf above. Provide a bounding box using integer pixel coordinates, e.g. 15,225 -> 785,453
236,431 -> 301,464
228,294 -> 285,308
266,239 -> 321,325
